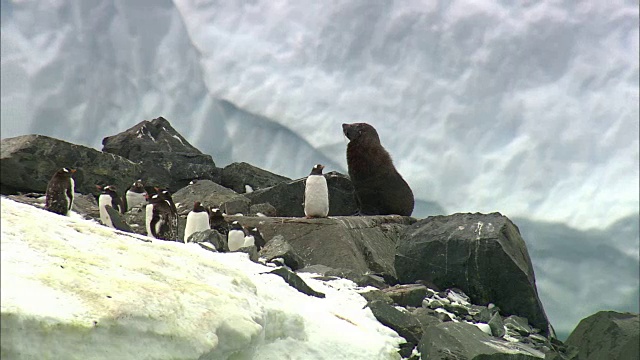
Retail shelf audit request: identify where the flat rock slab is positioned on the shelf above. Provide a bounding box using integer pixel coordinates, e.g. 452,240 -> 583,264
565,311 -> 639,360
227,215 -> 415,277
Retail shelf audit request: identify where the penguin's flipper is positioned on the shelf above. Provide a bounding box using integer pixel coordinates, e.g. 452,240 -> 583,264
105,205 -> 133,233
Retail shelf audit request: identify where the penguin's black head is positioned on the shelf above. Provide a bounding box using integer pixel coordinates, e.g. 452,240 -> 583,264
342,122 -> 380,143
56,168 -> 76,177
193,201 -> 206,212
230,221 -> 243,231
310,164 -> 325,175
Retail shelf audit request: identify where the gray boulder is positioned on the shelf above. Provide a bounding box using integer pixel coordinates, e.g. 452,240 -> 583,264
244,171 -> 357,217
565,311 -> 639,360
221,162 -> 290,194
259,235 -> 305,270
367,300 -> 423,345
171,180 -> 249,216
419,322 -> 545,359
265,267 -> 325,298
188,229 -> 228,252
1,135 -> 143,195
381,284 -> 428,308
226,215 -> 414,278
101,117 -> 221,191
396,212 -> 551,335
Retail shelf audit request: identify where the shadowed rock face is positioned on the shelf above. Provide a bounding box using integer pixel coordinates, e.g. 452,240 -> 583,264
226,215 -> 415,277
565,311 -> 639,360
1,135 -> 144,195
221,162 -> 291,194
395,212 -> 551,335
101,117 -> 221,191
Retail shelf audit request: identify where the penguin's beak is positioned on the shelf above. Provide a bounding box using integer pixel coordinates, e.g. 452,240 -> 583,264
70,169 -> 77,173
319,164 -> 325,171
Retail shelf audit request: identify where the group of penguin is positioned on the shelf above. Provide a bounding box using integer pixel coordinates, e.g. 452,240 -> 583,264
43,163 -> 330,251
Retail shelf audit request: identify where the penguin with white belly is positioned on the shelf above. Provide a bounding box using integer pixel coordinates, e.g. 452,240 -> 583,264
184,201 -> 211,243
227,221 -> 246,252
147,191 -> 178,241
124,179 -> 147,211
98,185 -> 125,228
303,164 -> 329,218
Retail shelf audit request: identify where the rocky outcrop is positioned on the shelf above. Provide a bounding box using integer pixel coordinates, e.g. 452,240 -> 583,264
244,171 -> 357,217
221,162 -> 290,194
565,311 -> 639,360
0,135 -> 144,195
101,117 -> 221,191
395,212 -> 551,335
171,179 -> 249,216
226,215 -> 414,278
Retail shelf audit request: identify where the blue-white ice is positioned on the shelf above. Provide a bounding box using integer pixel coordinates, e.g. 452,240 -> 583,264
1,0 -> 638,339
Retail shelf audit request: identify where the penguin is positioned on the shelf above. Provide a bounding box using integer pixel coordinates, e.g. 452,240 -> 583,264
124,179 -> 147,211
147,192 -> 178,241
45,167 -> 76,216
227,221 -> 246,251
184,201 -> 211,243
98,185 -> 125,228
243,226 -> 255,248
209,207 -> 229,237
247,227 -> 266,252
303,164 -> 329,218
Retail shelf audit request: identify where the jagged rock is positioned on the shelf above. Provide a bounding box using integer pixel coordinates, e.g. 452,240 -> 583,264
221,162 -> 290,194
411,307 -> 443,332
244,171 -> 357,217
265,267 -> 325,298
197,242 -> 218,253
101,117 -> 221,191
489,312 -> 506,338
299,265 -> 389,289
504,315 -> 534,336
396,212 -> 551,335
367,300 -> 423,345
227,215 -> 414,277
237,245 -> 259,262
359,289 -> 394,305
171,180 -> 249,216
259,235 -> 305,270
565,311 -> 639,360
188,229 -> 228,252
419,321 -> 546,359
249,202 -> 277,217
1,135 -> 144,195
382,284 -> 428,307
220,196 -> 251,216
105,205 -> 133,233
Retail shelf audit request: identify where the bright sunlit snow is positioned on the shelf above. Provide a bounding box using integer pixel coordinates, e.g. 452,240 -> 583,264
0,197 -> 404,359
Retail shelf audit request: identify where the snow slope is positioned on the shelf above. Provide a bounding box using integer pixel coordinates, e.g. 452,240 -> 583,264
0,197 -> 403,359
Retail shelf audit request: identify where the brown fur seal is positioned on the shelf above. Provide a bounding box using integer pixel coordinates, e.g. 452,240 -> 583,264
342,122 -> 414,216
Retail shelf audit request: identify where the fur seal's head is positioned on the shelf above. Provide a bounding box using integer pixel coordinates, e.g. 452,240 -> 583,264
342,123 -> 381,144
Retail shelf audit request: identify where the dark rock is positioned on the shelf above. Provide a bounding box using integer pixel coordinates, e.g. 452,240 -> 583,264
442,303 -> 471,317
367,300 -> 423,345
171,180 -> 248,216
565,311 -> 639,360
396,212 -> 551,335
221,162 -> 290,194
381,284 -> 428,307
259,235 -> 305,271
504,315 -> 533,336
237,246 -> 259,262
104,205 -> 133,233
419,321 -> 545,359
188,229 -> 228,252
489,312 -> 506,338
398,343 -> 416,359
411,307 -> 443,332
249,202 -> 277,217
265,267 -> 325,298
101,117 -> 221,191
1,135 -> 144,196
197,242 -> 218,253
220,196 -> 251,215
359,289 -> 394,305
123,206 -> 148,236
244,171 -> 357,217
225,215 -> 413,277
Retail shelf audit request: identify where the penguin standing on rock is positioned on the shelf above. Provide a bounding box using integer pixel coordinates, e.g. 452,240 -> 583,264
209,207 -> 229,236
147,192 -> 178,241
45,168 -> 76,216
227,221 -> 246,251
184,201 -> 211,243
304,164 -> 329,218
243,226 -> 255,248
98,185 -> 125,228
247,227 -> 266,252
124,179 -> 147,211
